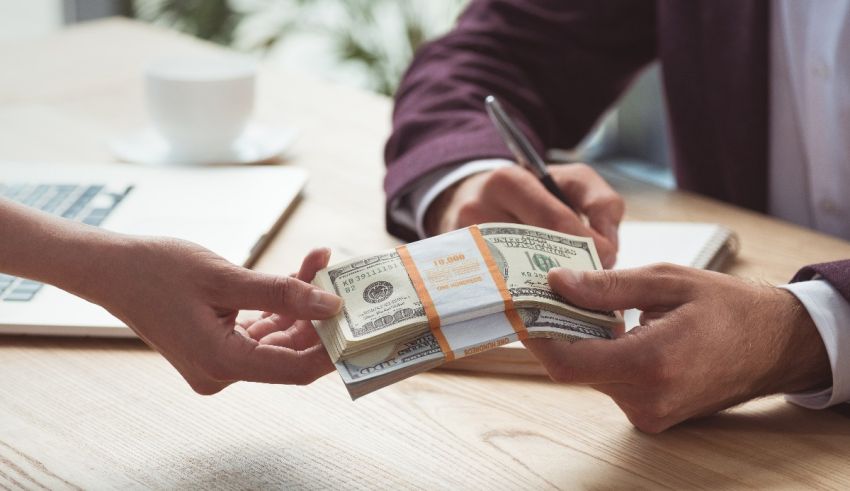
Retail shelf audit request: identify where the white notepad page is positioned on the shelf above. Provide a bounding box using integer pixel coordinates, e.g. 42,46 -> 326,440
615,222 -> 737,270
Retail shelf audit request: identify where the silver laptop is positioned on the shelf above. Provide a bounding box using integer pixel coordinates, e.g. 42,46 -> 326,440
0,162 -> 307,337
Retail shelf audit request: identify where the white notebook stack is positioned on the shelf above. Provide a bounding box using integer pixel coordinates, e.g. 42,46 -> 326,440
442,221 -> 739,376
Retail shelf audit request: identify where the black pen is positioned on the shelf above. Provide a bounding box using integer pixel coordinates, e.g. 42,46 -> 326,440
485,95 -> 575,210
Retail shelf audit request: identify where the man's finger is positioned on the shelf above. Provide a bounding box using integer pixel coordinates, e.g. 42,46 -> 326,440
230,270 -> 342,320
552,163 -> 624,250
523,336 -> 638,384
587,213 -> 620,254
480,167 -> 617,267
482,167 -> 585,234
549,264 -> 694,312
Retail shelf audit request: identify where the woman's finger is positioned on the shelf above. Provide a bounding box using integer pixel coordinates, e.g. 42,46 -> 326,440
259,320 -> 322,350
246,313 -> 294,340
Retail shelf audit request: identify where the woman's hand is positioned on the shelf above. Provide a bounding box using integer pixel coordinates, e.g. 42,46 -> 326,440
96,238 -> 341,395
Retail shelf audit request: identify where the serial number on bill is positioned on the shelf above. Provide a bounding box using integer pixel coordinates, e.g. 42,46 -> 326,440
339,263 -> 402,290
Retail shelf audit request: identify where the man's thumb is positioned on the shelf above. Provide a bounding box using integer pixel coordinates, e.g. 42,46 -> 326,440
548,265 -> 682,312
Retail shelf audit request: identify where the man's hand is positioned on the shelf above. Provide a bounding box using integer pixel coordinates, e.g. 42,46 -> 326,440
524,264 -> 832,433
425,164 -> 624,268
96,239 -> 340,395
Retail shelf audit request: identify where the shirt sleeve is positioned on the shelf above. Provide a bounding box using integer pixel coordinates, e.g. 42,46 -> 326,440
782,280 -> 850,409
386,159 -> 513,240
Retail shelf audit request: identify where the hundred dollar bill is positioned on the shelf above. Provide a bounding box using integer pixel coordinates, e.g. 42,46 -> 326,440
313,223 -> 619,362
337,308 -> 613,399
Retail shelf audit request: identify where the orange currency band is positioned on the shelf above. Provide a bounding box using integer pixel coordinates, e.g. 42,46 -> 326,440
395,244 -> 454,360
469,225 -> 529,341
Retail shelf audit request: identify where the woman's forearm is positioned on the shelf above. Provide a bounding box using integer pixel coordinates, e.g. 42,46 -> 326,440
1,196 -> 342,393
0,198 -> 130,303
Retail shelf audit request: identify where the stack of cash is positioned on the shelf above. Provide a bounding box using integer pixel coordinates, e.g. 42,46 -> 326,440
312,223 -> 620,399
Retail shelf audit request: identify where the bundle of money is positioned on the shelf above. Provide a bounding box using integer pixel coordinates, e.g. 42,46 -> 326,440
312,223 -> 621,399
336,308 -> 614,399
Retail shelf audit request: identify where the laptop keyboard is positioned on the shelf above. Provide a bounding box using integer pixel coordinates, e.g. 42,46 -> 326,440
0,183 -> 132,302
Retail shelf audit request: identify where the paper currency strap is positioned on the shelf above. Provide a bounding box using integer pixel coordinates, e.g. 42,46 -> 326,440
395,225 -> 528,361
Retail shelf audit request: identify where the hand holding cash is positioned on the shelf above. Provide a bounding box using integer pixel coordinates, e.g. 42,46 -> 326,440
311,223 -> 621,399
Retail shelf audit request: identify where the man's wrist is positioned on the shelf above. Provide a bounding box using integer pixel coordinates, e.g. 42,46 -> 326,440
424,178 -> 463,237
413,159 -> 513,238
781,279 -> 850,408
764,288 -> 832,396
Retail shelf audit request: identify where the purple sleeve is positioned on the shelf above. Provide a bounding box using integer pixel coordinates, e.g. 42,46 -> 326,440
793,260 -> 850,303
383,0 -> 657,240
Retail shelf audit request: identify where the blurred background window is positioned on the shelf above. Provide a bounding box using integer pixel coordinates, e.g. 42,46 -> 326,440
1,0 -> 673,187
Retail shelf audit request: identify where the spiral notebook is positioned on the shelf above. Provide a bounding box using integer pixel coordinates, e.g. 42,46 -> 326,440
442,221 -> 739,376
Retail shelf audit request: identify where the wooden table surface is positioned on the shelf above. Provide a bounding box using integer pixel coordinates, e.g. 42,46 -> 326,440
2,19 -> 850,490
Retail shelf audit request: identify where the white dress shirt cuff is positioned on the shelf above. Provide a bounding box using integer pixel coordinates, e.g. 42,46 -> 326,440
782,280 -> 850,409
387,159 -> 514,240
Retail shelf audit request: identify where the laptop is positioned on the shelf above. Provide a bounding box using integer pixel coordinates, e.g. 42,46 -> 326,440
0,162 -> 307,337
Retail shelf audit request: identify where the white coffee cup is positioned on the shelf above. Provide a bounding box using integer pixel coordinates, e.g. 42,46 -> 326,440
145,57 -> 257,163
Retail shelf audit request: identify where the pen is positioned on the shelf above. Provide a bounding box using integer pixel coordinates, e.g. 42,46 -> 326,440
484,95 -> 575,210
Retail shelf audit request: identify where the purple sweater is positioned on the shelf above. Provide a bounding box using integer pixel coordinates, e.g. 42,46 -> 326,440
383,0 -> 850,296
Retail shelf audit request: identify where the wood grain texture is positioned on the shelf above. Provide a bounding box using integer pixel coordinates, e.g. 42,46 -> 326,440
2,18 -> 850,490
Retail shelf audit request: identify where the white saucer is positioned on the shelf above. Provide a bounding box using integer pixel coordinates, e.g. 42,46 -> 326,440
109,123 -> 297,166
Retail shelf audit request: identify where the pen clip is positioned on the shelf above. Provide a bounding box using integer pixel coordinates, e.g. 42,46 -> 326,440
485,95 -> 549,178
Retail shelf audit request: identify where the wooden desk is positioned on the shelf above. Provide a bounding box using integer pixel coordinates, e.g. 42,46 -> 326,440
2,19 -> 849,489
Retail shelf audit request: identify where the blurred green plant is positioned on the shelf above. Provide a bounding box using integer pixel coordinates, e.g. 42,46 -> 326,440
132,0 -> 244,45
132,0 -> 466,95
